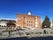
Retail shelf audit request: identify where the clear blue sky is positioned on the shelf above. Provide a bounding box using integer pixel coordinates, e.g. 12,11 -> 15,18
0,0 -> 53,22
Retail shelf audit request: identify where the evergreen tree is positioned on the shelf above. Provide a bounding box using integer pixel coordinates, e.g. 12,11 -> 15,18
42,16 -> 51,28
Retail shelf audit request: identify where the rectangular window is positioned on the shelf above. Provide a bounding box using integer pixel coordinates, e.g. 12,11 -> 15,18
27,21 -> 28,23
27,24 -> 28,26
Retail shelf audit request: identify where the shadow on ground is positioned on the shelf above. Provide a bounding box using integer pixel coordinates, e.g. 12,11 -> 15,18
0,36 -> 53,40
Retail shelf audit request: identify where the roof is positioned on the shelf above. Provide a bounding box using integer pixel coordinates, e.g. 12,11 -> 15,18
0,19 -> 16,22
17,14 -> 40,18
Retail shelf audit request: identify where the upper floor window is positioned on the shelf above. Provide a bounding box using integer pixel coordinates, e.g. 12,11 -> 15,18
24,17 -> 25,18
27,21 -> 31,23
27,21 -> 28,23
27,24 -> 28,26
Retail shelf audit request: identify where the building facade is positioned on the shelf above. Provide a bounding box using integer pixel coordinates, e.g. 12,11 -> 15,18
0,19 -> 16,31
0,20 -> 16,27
16,12 -> 42,29
50,21 -> 53,28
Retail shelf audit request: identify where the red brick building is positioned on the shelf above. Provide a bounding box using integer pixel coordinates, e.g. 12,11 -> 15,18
16,12 -> 42,29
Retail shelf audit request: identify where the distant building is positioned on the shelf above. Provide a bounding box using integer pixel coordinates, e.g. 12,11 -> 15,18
50,21 -> 53,28
0,20 -> 8,27
0,19 -> 16,31
16,12 -> 42,29
0,19 -> 16,27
